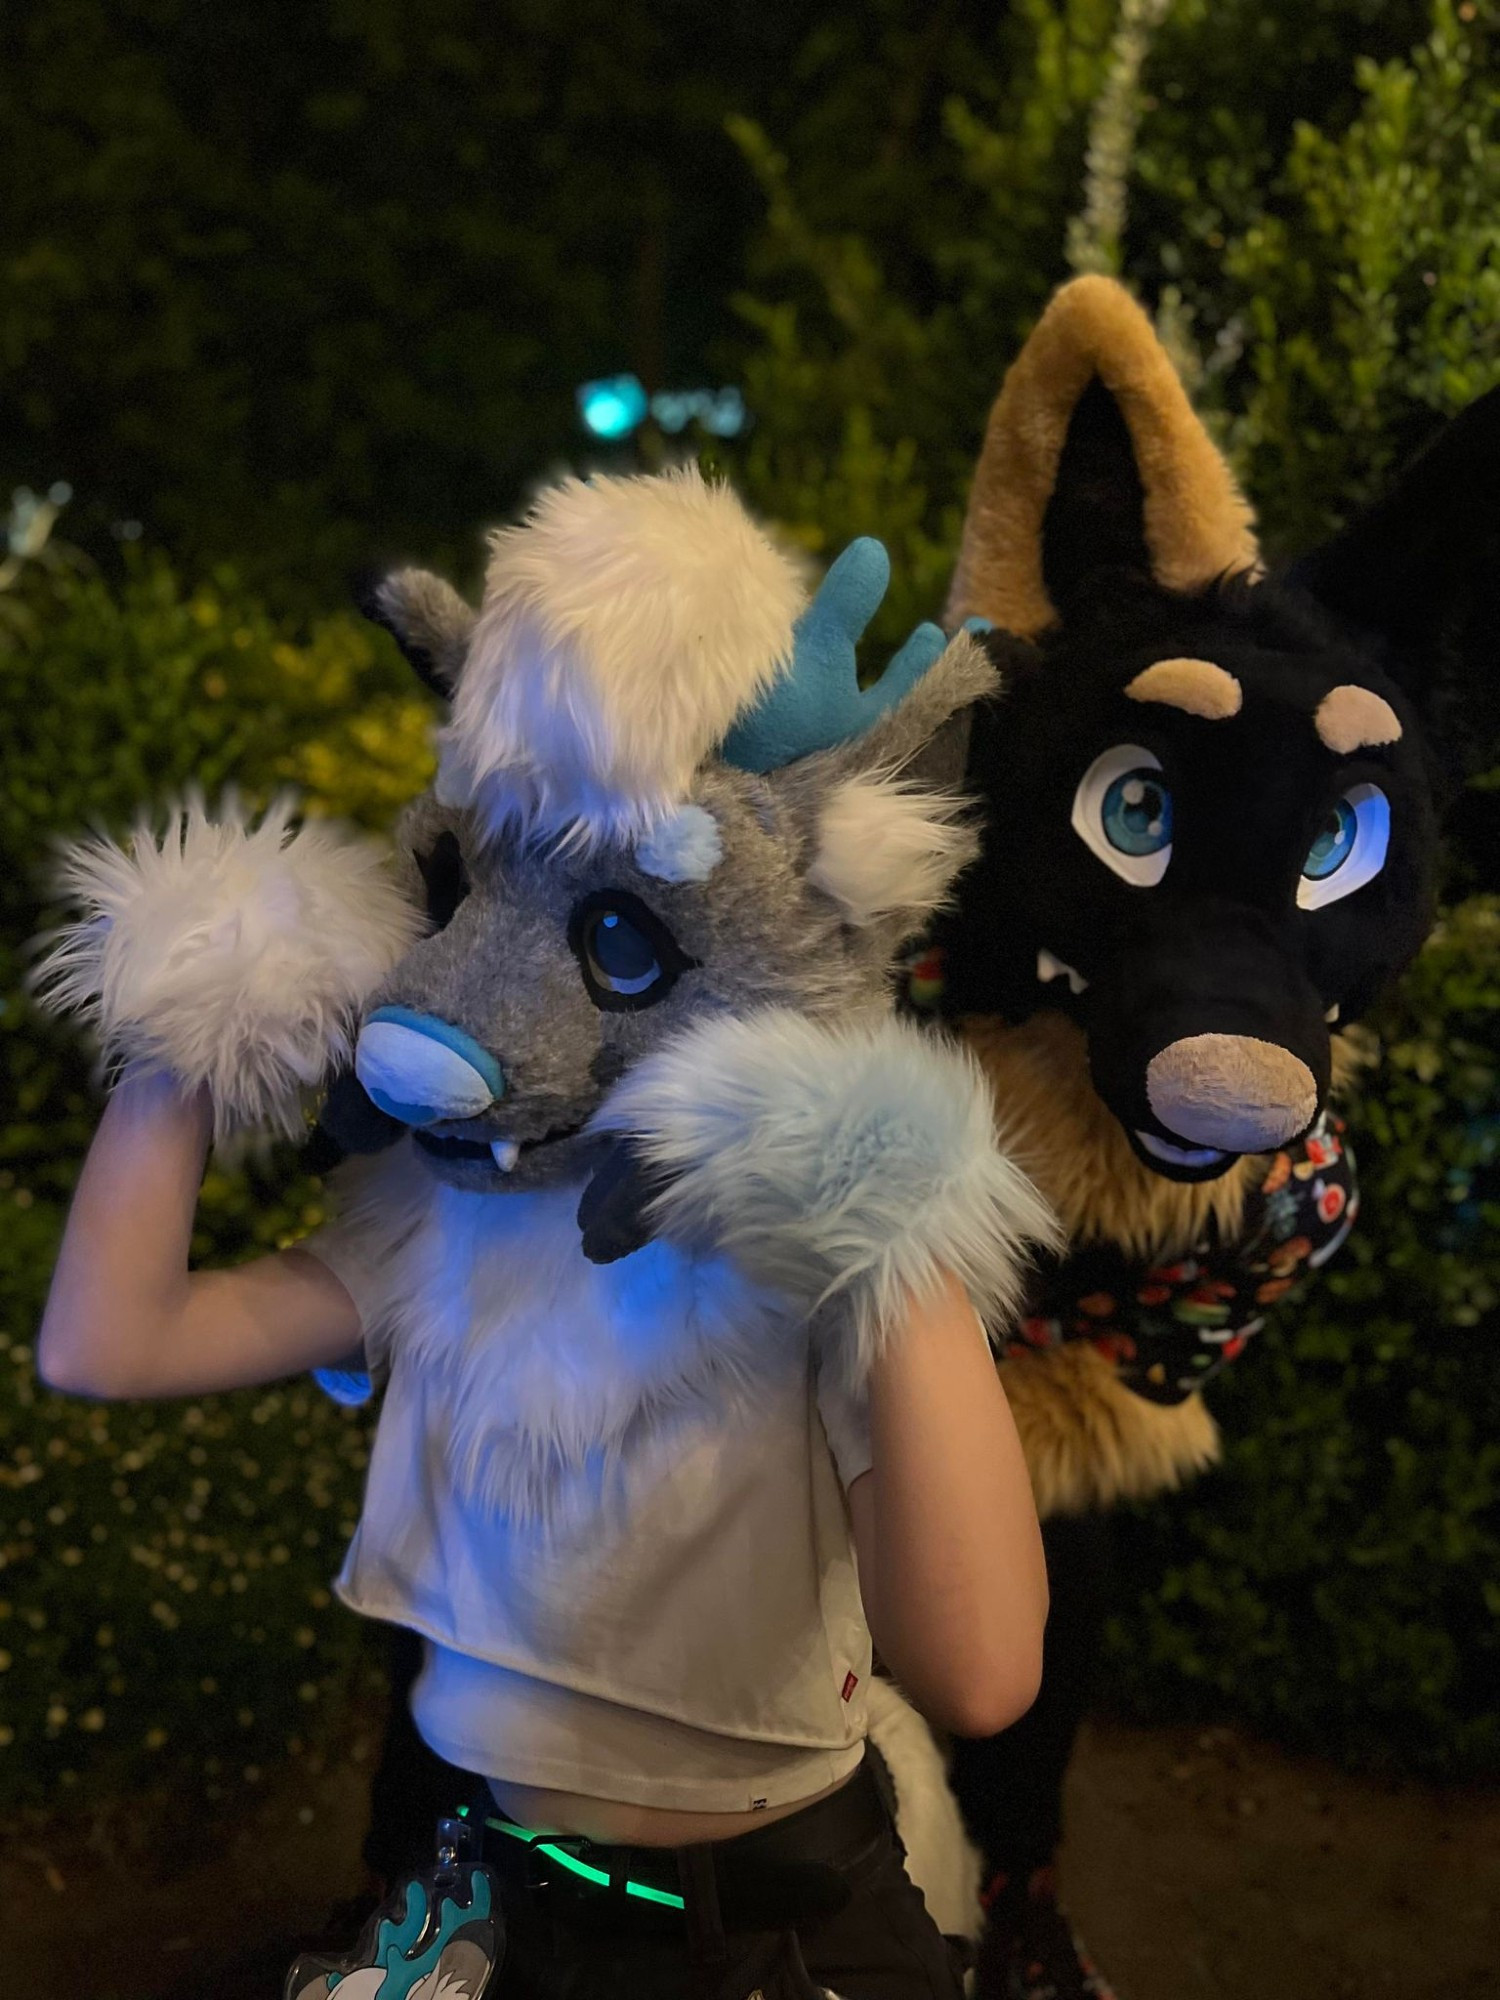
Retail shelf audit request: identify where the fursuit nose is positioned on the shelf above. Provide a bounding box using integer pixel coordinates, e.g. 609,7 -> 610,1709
1146,1033 -> 1317,1153
354,1006 -> 505,1127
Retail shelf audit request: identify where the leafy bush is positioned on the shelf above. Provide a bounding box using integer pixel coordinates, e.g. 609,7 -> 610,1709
0,540 -> 434,1811
721,0 -> 1497,590
1164,0 -> 1500,554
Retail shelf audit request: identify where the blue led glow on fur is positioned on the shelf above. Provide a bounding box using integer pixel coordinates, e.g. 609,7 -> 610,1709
312,1365 -> 374,1407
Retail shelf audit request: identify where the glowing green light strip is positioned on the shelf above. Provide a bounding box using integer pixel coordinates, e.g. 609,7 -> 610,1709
455,1805 -> 685,1909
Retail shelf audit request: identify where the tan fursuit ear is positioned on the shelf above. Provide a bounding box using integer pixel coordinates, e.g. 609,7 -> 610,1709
946,275 -> 1259,634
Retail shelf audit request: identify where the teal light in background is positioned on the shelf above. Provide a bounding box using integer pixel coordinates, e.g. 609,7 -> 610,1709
651,387 -> 747,437
576,377 -> 748,441
577,374 -> 650,440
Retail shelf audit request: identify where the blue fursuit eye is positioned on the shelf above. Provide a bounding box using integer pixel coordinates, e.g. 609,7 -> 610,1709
1071,744 -> 1173,887
1304,799 -> 1357,880
1101,769 -> 1173,857
1297,784 -> 1390,911
568,890 -> 696,1011
589,910 -> 660,994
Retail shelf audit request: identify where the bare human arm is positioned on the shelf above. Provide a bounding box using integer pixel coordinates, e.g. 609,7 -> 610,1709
847,1271 -> 1047,1740
37,1067 -> 363,1401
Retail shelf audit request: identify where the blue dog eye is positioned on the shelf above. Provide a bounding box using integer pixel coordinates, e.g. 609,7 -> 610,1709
1297,784 -> 1390,912
1101,770 -> 1173,856
1303,799 -> 1357,880
587,910 -> 661,995
1072,744 -> 1173,887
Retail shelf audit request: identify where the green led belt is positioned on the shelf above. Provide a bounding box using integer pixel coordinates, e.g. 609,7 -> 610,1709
455,1804 -> 687,1909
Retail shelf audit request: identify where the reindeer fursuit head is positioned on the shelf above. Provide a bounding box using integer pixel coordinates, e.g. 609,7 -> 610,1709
308,465 -> 1058,1520
38,464 -> 1056,1524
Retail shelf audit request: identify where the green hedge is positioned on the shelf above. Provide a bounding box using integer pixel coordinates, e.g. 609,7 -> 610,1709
0,0 -> 795,605
0,548 -> 434,1811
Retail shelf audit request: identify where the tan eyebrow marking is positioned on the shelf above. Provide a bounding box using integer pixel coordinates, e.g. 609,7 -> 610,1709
1124,657 -> 1243,720
1314,684 -> 1402,755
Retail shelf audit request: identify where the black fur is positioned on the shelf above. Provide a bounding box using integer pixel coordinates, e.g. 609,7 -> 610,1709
1040,377 -> 1152,612
931,375 -> 1496,1182
1289,384 -> 1500,793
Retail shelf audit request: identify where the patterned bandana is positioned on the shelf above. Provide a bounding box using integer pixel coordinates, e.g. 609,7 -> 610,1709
1009,1112 -> 1359,1404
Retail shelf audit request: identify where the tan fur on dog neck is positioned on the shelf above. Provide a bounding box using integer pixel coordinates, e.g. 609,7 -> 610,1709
1000,1341 -> 1222,1516
946,276 -> 1259,635
966,1012 -> 1256,1261
970,1011 -> 1365,1515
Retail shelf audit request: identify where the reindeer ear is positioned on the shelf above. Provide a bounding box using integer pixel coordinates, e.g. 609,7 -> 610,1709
355,566 -> 477,697
947,276 -> 1259,634
771,629 -> 999,930
1288,386 -> 1500,789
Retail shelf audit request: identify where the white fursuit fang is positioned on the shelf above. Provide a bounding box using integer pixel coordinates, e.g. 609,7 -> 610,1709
32,795 -> 421,1142
437,464 -> 807,847
593,1008 -> 1063,1388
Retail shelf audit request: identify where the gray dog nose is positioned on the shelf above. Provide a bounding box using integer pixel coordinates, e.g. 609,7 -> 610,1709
1146,1033 -> 1317,1152
354,1006 -> 505,1126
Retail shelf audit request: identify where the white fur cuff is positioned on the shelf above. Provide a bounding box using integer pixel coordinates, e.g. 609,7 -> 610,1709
33,796 -> 421,1141
592,1009 -> 1062,1382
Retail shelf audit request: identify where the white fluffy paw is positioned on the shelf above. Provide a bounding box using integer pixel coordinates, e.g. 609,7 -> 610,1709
34,795 -> 421,1141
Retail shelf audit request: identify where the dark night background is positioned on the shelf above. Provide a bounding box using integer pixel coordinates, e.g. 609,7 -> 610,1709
1,3 -> 1497,1993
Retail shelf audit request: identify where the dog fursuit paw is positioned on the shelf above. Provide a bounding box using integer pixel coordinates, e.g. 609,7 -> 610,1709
33,794 -> 420,1142
588,1007 -> 1061,1379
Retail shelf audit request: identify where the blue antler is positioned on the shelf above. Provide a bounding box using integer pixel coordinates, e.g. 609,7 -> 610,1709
719,538 -> 971,773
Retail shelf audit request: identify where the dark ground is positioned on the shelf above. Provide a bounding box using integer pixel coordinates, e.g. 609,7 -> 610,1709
5,1718 -> 1498,1999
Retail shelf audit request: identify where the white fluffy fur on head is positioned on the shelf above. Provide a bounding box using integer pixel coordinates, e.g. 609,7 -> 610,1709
594,1008 -> 1063,1384
438,464 -> 807,846
808,773 -> 977,927
32,796 -> 421,1143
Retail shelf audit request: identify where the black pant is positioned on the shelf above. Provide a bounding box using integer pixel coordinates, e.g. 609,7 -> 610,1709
483,1768 -> 962,1999
947,1512 -> 1111,1884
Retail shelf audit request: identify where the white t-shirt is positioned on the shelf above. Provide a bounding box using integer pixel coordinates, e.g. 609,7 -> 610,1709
301,1159 -> 875,1813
